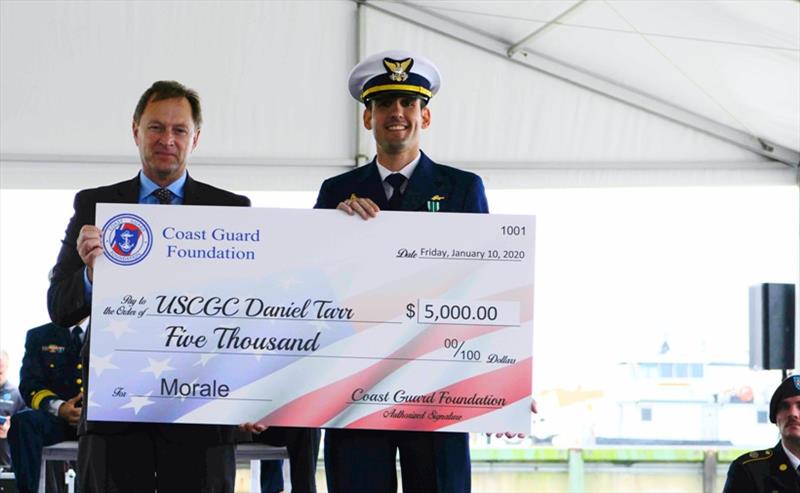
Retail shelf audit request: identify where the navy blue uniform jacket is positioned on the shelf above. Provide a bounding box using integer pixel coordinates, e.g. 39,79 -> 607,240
47,174 -> 249,442
314,151 -> 488,213
314,151 -> 486,493
20,322 -> 81,411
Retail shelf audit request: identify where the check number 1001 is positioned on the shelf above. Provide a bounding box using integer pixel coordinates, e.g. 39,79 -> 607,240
407,299 -> 520,327
501,225 -> 527,236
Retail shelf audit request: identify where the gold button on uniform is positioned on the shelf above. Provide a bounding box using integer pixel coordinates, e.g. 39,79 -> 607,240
779,464 -> 788,472
77,363 -> 83,369
76,378 -> 82,385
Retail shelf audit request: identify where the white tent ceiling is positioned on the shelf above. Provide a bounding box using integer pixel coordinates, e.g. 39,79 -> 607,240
1,0 -> 798,191
404,0 -> 800,152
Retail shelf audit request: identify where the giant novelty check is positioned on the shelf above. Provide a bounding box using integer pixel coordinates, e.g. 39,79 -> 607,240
88,203 -> 535,433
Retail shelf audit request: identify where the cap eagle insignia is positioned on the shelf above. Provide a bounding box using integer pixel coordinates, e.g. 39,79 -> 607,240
383,57 -> 413,82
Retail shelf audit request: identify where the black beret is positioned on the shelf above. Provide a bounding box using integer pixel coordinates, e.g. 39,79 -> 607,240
769,375 -> 800,423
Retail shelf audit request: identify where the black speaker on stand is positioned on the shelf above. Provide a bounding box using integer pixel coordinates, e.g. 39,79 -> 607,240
749,283 -> 796,379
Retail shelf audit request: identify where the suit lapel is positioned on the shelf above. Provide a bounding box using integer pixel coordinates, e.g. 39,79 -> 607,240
114,175 -> 141,204
402,151 -> 448,212
182,174 -> 200,205
354,162 -> 389,208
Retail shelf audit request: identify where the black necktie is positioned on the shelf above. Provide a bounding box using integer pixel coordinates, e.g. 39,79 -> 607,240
153,188 -> 174,204
385,174 -> 406,211
71,326 -> 84,352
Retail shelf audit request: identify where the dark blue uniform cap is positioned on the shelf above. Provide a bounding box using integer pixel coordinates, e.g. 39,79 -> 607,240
769,374 -> 800,423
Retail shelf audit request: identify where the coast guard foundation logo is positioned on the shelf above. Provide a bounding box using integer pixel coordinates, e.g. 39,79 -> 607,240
102,213 -> 153,266
794,375 -> 800,391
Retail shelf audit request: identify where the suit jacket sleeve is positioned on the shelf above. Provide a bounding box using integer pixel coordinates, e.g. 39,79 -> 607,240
313,178 -> 335,210
18,329 -> 51,410
47,190 -> 94,328
465,174 -> 489,214
723,459 -> 755,493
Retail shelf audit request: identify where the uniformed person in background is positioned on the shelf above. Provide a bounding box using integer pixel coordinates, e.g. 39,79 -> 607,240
0,349 -> 26,467
8,321 -> 85,493
723,375 -> 800,493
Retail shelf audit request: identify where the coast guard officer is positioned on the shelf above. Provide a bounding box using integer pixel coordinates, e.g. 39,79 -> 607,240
8,321 -> 84,493
723,375 -> 800,493
314,50 -> 488,493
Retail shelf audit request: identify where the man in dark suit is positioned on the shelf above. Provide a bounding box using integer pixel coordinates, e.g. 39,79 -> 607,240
8,321 -> 83,493
314,50 -> 487,493
723,375 -> 800,493
47,80 -> 250,492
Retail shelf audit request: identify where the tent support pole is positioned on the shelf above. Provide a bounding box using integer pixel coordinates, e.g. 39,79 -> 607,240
507,0 -> 587,57
354,0 -> 370,167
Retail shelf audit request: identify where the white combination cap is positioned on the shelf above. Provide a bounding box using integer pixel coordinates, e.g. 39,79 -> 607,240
348,50 -> 441,104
